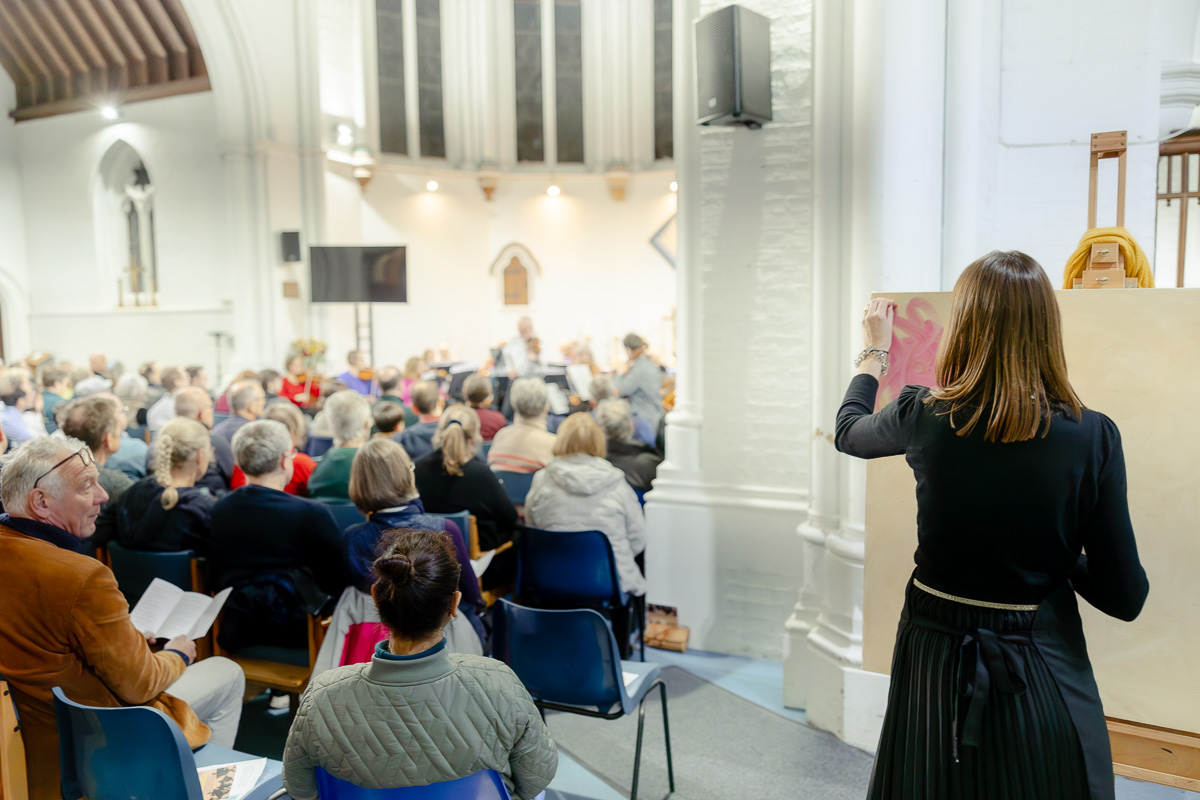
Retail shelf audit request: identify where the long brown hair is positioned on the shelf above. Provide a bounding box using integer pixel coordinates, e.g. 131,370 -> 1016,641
927,251 -> 1082,443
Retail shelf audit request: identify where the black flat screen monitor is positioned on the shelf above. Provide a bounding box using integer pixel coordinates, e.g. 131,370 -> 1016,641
310,245 -> 407,303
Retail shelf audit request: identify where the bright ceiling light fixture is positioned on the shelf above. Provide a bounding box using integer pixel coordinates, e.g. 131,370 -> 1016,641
336,124 -> 354,146
547,184 -> 561,197
669,180 -> 678,192
426,180 -> 438,192
99,106 -> 119,121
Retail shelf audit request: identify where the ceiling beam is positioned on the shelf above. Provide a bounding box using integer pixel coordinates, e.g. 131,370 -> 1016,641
159,0 -> 205,77
69,0 -> 129,94
10,72 -> 210,121
23,0 -> 92,96
5,0 -> 75,100
134,0 -> 188,80
46,0 -> 107,96
0,1 -> 56,103
112,0 -> 167,84
0,36 -> 36,108
93,0 -> 149,87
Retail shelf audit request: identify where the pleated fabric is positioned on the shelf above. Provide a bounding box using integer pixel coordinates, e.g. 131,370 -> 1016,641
867,582 -> 1090,800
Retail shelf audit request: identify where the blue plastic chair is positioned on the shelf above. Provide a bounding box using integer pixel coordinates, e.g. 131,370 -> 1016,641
307,435 -> 335,459
516,527 -> 644,660
125,425 -> 150,444
106,542 -> 199,606
314,767 -> 513,799
321,501 -> 368,531
634,489 -> 647,507
493,470 -> 535,506
53,687 -> 282,800
481,441 -> 493,460
494,601 -> 673,800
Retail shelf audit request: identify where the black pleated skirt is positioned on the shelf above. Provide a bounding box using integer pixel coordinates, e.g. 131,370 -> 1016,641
867,581 -> 1090,799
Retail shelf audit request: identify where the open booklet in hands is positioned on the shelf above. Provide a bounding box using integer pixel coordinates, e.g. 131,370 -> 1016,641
128,578 -> 232,640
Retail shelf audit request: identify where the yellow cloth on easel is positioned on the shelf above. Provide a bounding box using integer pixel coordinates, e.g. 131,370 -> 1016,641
1062,226 -> 1155,289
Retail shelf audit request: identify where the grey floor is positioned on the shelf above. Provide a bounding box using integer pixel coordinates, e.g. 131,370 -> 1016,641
542,648 -> 1195,800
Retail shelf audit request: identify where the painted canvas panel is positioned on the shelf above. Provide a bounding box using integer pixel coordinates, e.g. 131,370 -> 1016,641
863,289 -> 1200,735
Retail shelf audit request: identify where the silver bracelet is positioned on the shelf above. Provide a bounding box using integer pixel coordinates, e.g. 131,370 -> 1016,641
854,348 -> 889,375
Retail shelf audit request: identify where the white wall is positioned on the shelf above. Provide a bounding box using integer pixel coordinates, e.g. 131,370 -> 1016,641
0,74 -> 31,361
317,165 -> 678,372
15,92 -> 233,376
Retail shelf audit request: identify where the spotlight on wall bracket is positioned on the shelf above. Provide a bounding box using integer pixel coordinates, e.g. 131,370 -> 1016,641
99,106 -> 119,121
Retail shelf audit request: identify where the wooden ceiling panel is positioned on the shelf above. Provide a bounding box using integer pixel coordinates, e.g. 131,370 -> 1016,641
0,0 -> 209,120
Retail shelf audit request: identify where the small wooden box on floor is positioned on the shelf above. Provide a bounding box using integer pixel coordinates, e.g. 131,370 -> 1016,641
862,289 -> 1200,790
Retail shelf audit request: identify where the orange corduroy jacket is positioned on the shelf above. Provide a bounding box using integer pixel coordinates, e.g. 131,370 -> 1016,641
0,524 -> 209,800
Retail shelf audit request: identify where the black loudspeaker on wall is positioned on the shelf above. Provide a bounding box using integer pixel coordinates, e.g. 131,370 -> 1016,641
694,4 -> 772,128
280,231 -> 302,262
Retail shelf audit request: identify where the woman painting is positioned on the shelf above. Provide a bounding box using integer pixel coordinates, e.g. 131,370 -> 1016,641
838,251 -> 1148,799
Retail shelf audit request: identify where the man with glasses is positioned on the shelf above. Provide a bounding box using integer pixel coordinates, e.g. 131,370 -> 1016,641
0,437 -> 246,800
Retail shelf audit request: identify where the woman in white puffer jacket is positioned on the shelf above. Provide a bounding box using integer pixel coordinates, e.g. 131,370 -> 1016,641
523,412 -> 647,596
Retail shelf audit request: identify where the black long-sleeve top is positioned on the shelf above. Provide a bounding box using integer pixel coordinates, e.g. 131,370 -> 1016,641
414,450 -> 518,552
206,485 -> 345,597
836,374 -> 1148,620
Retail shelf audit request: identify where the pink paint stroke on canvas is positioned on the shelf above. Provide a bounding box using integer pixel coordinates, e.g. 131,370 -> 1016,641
876,297 -> 944,411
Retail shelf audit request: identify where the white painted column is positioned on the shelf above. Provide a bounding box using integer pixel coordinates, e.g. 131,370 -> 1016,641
800,0 -> 947,751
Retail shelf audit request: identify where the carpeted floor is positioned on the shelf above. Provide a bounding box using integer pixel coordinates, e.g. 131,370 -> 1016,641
546,666 -> 874,800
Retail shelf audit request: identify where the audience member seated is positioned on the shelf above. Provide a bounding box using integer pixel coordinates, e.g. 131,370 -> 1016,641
140,361 -> 165,407
146,366 -> 186,432
231,401 -> 316,495
394,380 -> 443,460
72,372 -> 112,398
282,528 -> 557,800
213,370 -> 256,414
0,373 -> 37,444
88,350 -> 109,378
209,421 -> 344,651
589,374 -> 657,448
186,365 -> 209,392
118,417 -> 216,554
307,390 -> 371,501
280,353 -> 320,409
375,365 -> 419,426
168,387 -> 235,495
0,437 -> 245,800
487,377 -> 556,473
336,349 -> 377,396
105,384 -> 151,481
343,438 -> 485,642
40,366 -> 69,431
613,332 -> 665,431
524,413 -> 646,597
212,379 -> 265,446
58,395 -> 133,548
594,398 -> 663,493
115,373 -> 151,428
414,406 -> 517,557
259,368 -> 283,400
372,400 -> 406,439
464,373 -> 507,441
400,356 -> 424,405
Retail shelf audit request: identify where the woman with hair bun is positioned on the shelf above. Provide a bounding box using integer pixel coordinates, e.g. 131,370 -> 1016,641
116,417 -> 216,553
283,528 -> 558,800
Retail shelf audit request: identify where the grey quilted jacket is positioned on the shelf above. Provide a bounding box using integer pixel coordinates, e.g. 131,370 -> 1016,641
282,646 -> 557,799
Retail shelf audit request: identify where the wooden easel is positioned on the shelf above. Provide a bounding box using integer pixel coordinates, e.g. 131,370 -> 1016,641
1075,131 -> 1138,289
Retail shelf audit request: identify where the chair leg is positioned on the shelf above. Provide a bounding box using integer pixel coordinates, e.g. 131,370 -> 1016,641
631,696 -> 648,800
658,681 -> 674,793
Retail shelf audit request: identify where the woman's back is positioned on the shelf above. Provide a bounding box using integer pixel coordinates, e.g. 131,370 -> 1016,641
116,477 -> 215,553
837,380 -> 1147,615
284,643 -> 557,798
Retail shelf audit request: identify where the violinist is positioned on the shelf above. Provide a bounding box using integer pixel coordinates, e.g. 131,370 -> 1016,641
502,316 -> 541,381
336,349 -> 378,398
280,352 -> 321,409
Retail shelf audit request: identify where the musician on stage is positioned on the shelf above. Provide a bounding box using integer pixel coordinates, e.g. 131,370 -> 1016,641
336,350 -> 377,397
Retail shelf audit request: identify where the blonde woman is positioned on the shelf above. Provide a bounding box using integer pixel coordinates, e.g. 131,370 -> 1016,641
838,252 -> 1148,799
413,405 -> 517,561
116,417 -> 216,553
523,413 -> 646,597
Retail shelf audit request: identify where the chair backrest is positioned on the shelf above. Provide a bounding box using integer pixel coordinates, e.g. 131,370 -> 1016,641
1,674 -> 29,800
481,441 -> 493,459
53,687 -> 203,800
634,488 -> 647,507
494,600 -> 624,709
493,470 -> 535,506
314,767 -> 512,799
516,527 -> 622,606
125,425 -> 150,444
307,435 -> 335,459
322,501 -> 368,531
436,510 -> 471,541
106,542 -> 197,606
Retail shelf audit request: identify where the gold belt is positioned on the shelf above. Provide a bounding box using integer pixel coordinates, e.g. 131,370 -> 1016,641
913,578 -> 1040,611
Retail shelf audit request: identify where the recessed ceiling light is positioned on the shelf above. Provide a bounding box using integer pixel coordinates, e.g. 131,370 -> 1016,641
547,185 -> 561,197
100,106 -> 119,121
669,180 -> 678,192
426,180 -> 438,192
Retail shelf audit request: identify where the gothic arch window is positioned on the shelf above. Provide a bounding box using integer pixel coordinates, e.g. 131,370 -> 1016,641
95,140 -> 157,305
490,243 -> 541,306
